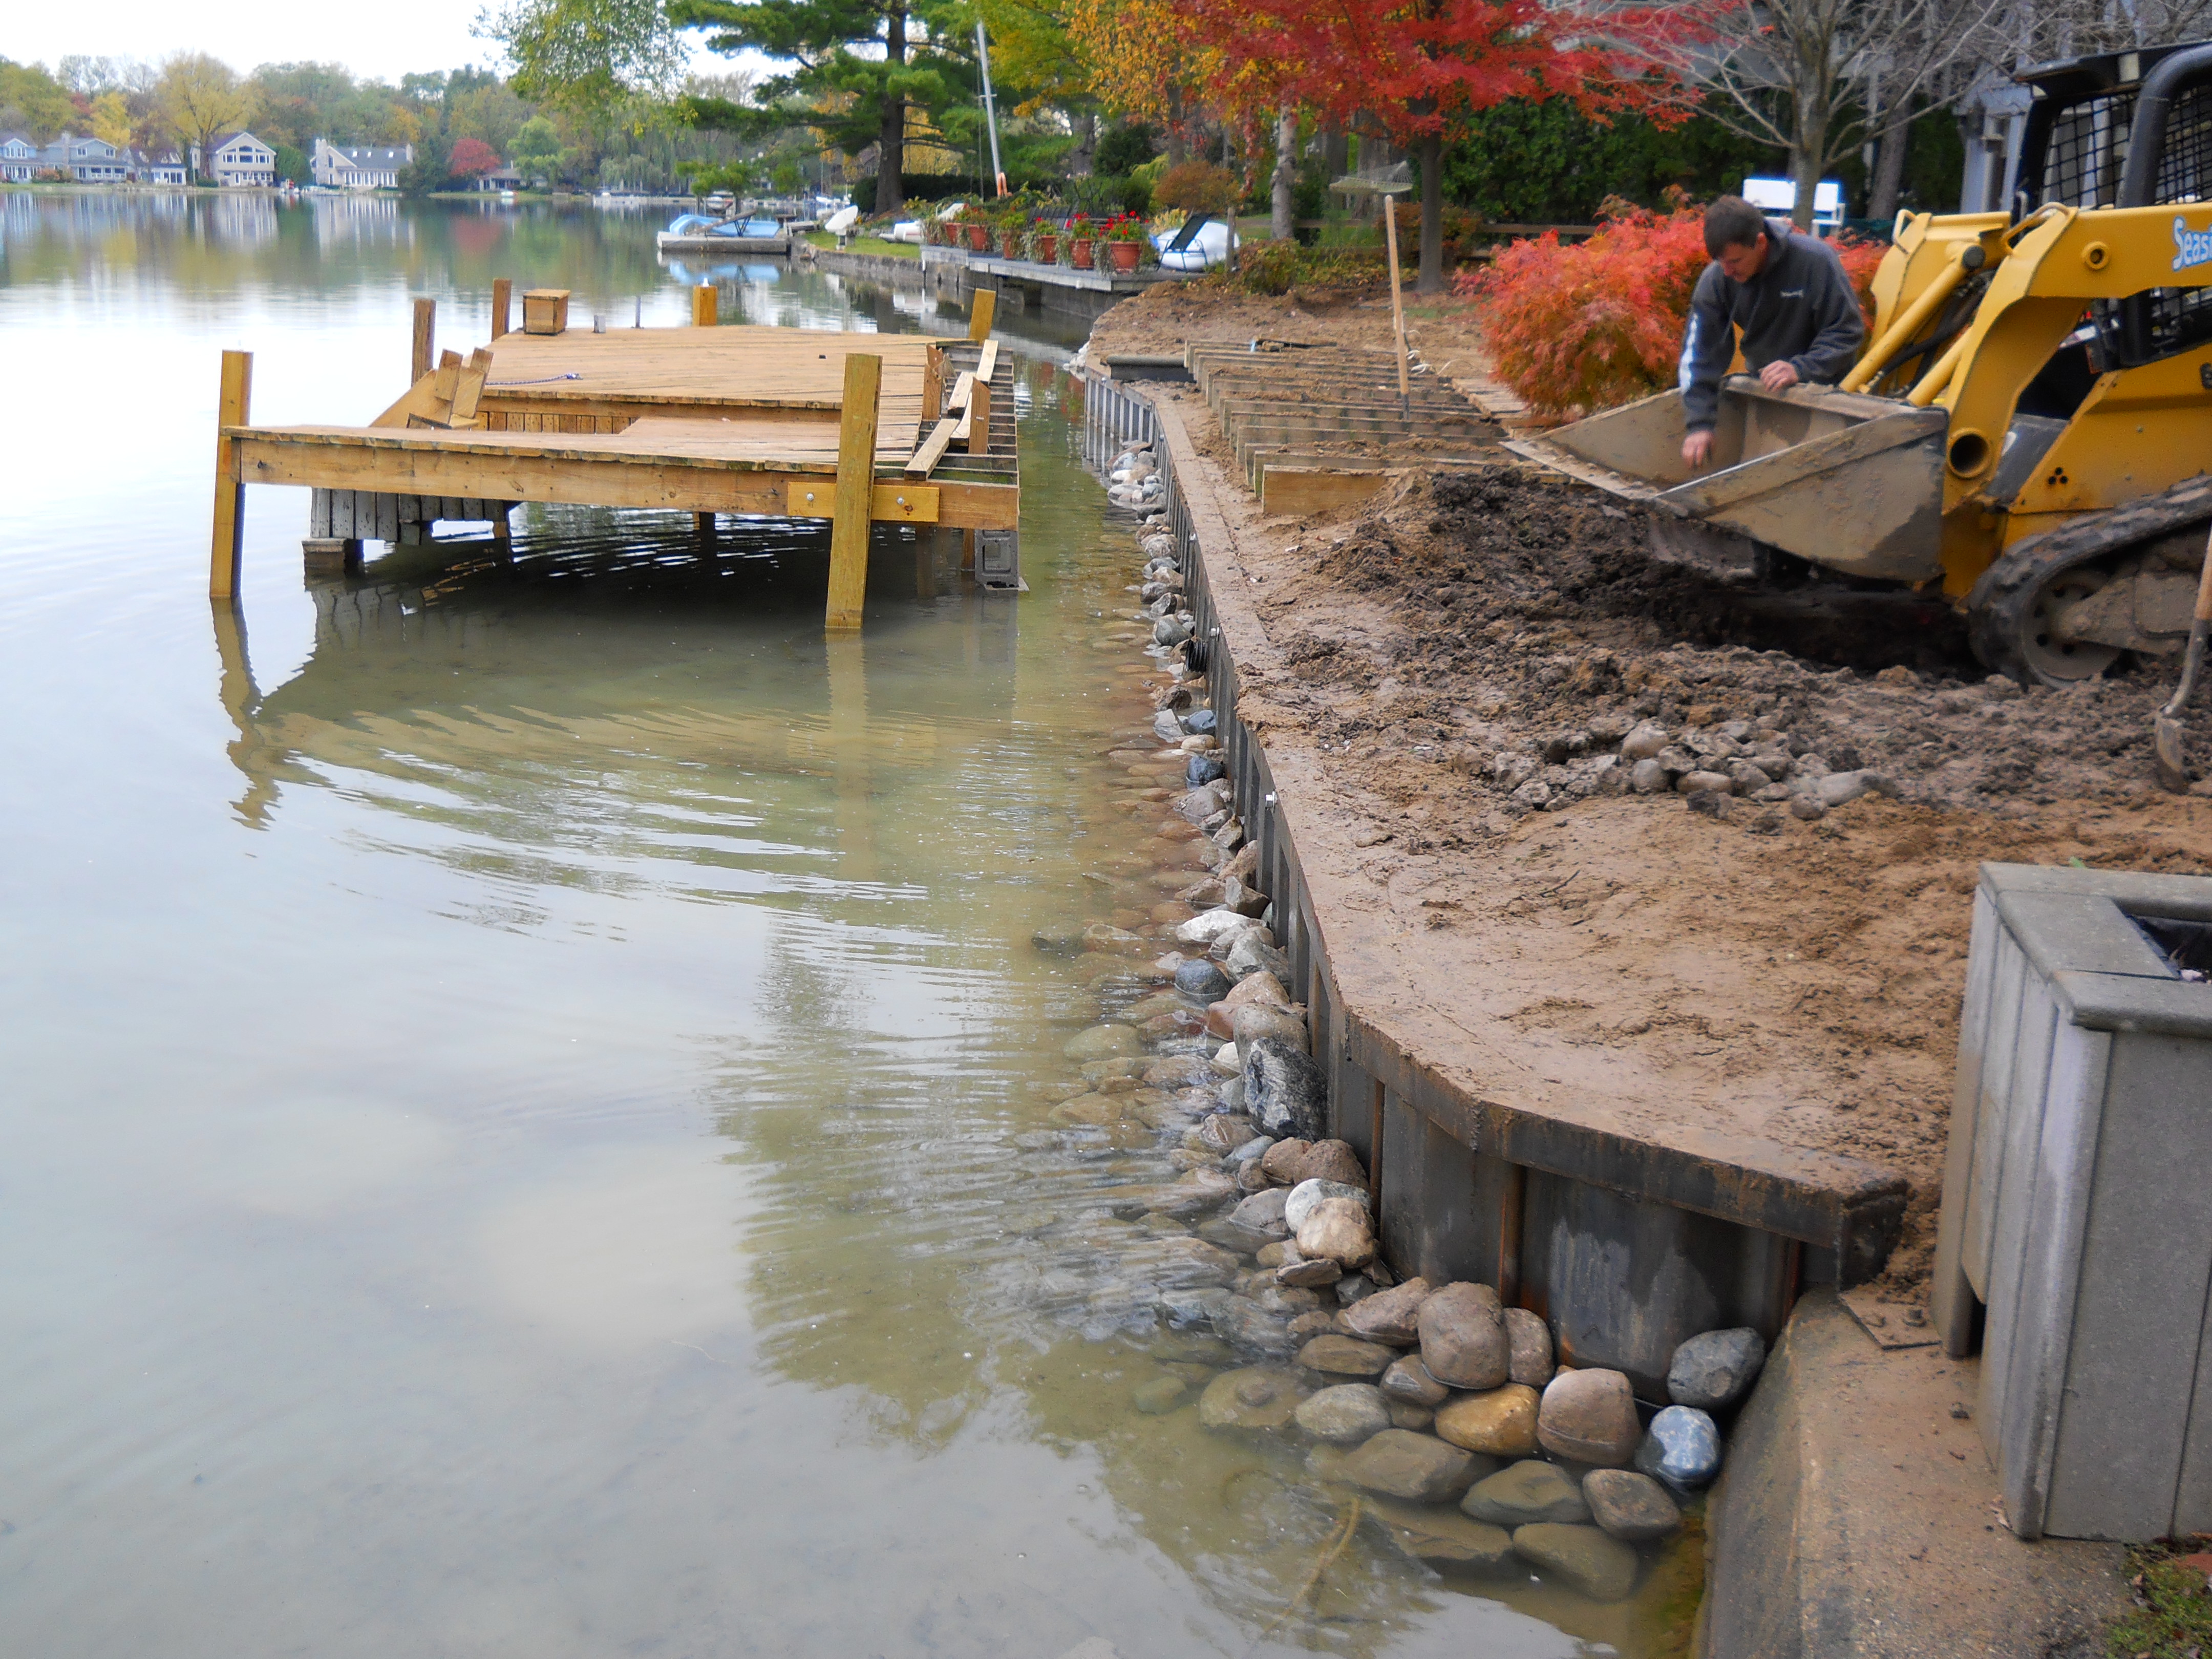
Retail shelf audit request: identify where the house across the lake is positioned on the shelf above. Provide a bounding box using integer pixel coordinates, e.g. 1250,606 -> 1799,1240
194,132 -> 278,187
310,139 -> 413,190
0,132 -> 169,183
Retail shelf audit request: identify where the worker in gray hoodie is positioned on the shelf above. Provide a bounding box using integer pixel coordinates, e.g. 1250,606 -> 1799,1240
1678,195 -> 1866,470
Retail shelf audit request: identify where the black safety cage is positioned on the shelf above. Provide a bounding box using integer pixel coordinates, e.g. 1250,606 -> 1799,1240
2016,40 -> 2212,367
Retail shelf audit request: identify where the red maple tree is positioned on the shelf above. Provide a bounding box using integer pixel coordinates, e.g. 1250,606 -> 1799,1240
449,137 -> 503,180
1179,0 -> 1714,292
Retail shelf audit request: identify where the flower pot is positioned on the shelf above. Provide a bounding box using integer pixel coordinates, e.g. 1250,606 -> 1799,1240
966,224 -> 991,252
1071,238 -> 1095,270
1002,230 -> 1023,259
1034,235 -> 1057,265
1107,240 -> 1141,273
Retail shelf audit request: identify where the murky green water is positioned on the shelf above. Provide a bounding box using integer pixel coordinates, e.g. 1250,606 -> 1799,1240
0,193 -> 1676,1656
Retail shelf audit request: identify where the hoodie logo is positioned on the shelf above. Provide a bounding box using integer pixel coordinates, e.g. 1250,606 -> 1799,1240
1780,288 -> 1804,298
2173,216 -> 2212,270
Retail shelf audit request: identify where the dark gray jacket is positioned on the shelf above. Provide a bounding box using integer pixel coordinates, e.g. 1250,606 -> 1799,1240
1678,217 -> 1866,431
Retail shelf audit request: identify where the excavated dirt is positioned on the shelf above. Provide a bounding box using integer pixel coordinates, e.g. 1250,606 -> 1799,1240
1082,282 -> 1502,388
1151,387 -> 2212,1303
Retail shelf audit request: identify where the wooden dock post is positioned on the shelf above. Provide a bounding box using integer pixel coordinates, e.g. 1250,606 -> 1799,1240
491,279 -> 512,340
412,299 -> 436,384
967,379 -> 992,456
692,283 -> 717,328
922,343 -> 944,420
824,352 -> 882,631
967,288 -> 996,342
209,349 -> 252,600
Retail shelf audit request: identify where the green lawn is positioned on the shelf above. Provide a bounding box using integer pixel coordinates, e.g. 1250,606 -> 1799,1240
804,231 -> 920,259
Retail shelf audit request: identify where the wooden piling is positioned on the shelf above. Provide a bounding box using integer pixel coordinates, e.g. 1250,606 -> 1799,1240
491,278 -> 512,340
411,298 -> 436,385
692,283 -> 717,328
824,352 -> 883,631
966,379 -> 992,456
967,288 -> 996,342
209,349 -> 252,600
922,343 -> 944,421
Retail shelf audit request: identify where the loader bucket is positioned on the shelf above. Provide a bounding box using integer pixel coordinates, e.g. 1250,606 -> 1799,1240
1503,377 -> 1950,584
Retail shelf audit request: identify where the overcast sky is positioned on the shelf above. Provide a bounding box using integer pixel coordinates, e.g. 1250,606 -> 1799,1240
5,2 -> 703,87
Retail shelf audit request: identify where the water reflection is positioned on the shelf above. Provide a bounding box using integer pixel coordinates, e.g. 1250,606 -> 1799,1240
2,198 -> 1661,1657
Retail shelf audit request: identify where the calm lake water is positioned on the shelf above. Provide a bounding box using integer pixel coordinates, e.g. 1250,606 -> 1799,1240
0,192 -> 1676,1657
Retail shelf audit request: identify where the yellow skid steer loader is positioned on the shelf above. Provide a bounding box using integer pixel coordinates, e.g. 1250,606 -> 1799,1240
1507,41 -> 2212,687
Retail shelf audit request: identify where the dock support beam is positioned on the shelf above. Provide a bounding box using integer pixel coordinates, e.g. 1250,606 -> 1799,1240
692,283 -> 717,328
824,352 -> 882,631
491,279 -> 512,340
209,349 -> 252,600
411,298 -> 435,384
967,288 -> 996,342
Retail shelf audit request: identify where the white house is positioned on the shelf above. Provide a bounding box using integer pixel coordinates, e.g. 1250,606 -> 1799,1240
194,132 -> 277,186
310,138 -> 412,189
140,150 -> 188,185
0,133 -> 37,182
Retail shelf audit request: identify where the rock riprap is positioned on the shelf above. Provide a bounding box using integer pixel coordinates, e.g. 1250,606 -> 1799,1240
1294,1197 -> 1377,1267
1365,1499 -> 1515,1571
1582,1469 -> 1681,1541
1637,1404 -> 1722,1488
1198,1368 -> 1306,1431
1294,1384 -> 1393,1443
1418,1282 -> 1510,1390
1241,1038 -> 1328,1140
1433,1384 -> 1540,1457
1296,1334 -> 1396,1376
1282,1178 -> 1368,1233
1344,1278 -> 1434,1346
1338,1429 -> 1482,1503
1378,1352 -> 1449,1407
1064,1024 -> 1142,1062
1511,1523 -> 1641,1602
1537,1368 -> 1641,1465
1668,1327 -> 1767,1411
1504,1308 -> 1555,1387
1462,1459 -> 1590,1526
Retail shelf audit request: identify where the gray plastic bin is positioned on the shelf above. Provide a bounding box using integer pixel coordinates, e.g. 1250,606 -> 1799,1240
1931,862 -> 2212,1540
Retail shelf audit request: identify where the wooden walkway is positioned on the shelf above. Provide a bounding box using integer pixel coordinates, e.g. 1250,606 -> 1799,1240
210,285 -> 1020,628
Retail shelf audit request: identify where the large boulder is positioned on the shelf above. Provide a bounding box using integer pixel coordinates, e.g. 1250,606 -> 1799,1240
1063,1024 -> 1142,1062
1462,1459 -> 1590,1526
1583,1469 -> 1682,1541
1337,1430 -> 1482,1503
1378,1353 -> 1450,1407
1504,1308 -> 1555,1388
1417,1283 -> 1511,1391
1433,1385 -> 1541,1458
1343,1278 -> 1435,1346
1511,1523 -> 1641,1602
1231,1003 -> 1309,1054
1636,1403 -> 1723,1488
1282,1178 -> 1368,1233
1294,1384 -> 1393,1444
1198,1367 -> 1306,1431
1667,1327 -> 1767,1411
1537,1368 -> 1641,1466
1296,1334 -> 1397,1377
1295,1197 -> 1377,1268
1242,1037 -> 1327,1140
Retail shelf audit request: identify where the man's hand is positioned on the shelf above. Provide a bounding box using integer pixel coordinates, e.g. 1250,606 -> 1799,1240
1682,428 -> 1714,470
1759,359 -> 1802,392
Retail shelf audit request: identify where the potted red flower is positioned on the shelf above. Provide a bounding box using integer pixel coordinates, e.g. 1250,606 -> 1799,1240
1103,213 -> 1146,274
1067,213 -> 1095,270
1031,224 -> 1058,265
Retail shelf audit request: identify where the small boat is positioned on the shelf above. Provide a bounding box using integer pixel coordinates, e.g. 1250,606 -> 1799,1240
656,211 -> 793,253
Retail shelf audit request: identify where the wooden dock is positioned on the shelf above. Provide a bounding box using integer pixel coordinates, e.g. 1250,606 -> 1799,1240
210,284 -> 1019,628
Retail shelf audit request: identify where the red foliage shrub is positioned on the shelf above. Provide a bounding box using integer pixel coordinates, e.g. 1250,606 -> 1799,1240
449,137 -> 502,180
1461,202 -> 1888,423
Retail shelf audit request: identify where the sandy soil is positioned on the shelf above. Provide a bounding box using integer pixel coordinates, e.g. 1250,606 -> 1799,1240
1083,281 -> 1504,392
1145,386 -> 2212,1302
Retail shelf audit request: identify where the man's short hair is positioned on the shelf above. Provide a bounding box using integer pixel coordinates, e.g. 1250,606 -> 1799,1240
1704,196 -> 1769,258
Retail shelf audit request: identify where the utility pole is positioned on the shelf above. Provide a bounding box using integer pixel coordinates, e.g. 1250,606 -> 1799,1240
975,21 -> 1006,198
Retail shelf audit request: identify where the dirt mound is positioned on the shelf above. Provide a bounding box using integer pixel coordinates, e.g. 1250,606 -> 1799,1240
1298,469 -> 2196,817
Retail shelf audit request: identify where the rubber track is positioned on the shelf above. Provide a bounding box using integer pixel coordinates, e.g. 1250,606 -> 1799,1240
1967,472 -> 2212,683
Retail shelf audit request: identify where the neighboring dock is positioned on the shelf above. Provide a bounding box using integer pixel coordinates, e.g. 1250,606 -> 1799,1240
210,282 -> 1019,627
